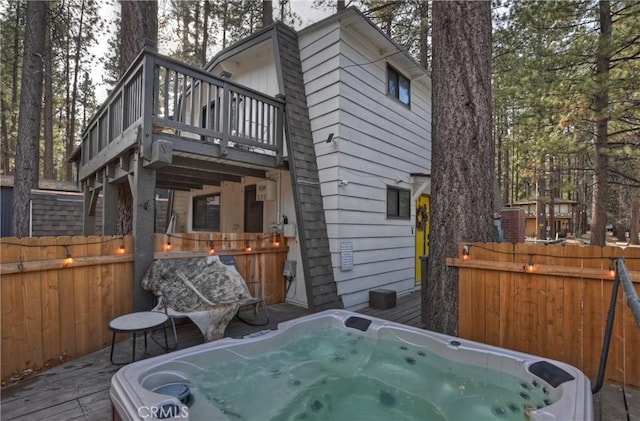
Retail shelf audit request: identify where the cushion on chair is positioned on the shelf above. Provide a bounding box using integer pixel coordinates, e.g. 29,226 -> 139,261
142,256 -> 253,340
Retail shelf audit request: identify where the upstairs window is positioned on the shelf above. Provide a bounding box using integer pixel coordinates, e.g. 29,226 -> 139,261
387,186 -> 411,219
387,65 -> 410,106
192,194 -> 221,231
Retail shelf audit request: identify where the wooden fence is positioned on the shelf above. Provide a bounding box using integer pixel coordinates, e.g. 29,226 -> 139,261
0,235 -> 134,386
0,232 -> 288,386
152,232 -> 289,304
450,242 -> 640,388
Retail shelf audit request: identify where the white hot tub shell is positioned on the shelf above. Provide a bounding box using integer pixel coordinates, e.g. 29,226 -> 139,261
110,310 -> 593,421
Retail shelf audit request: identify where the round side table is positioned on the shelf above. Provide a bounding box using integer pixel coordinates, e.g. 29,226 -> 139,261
109,311 -> 169,364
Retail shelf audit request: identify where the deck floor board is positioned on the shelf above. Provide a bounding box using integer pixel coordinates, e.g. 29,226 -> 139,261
1,293 -> 635,421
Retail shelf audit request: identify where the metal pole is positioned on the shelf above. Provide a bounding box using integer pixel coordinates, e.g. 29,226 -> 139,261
592,262 -> 620,394
618,258 -> 640,326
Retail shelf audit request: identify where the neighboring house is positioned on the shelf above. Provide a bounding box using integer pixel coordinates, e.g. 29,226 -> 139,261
511,197 -> 577,239
0,175 -> 83,237
0,175 -> 168,237
76,7 -> 431,312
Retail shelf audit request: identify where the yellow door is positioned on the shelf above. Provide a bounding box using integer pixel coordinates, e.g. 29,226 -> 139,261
415,195 -> 430,282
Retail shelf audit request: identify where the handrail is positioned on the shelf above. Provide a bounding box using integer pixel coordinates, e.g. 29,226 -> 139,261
618,258 -> 640,326
592,258 -> 639,394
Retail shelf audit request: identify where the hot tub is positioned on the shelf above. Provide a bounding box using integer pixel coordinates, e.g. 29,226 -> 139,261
110,310 -> 593,421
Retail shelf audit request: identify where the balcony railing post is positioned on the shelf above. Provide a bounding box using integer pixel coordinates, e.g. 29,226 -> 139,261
221,81 -> 231,155
275,94 -> 285,164
141,52 -> 155,161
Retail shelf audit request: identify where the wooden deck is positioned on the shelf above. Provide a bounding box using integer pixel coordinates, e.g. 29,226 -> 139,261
1,292 -> 637,420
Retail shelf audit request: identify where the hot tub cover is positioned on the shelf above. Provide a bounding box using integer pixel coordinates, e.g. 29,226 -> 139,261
142,256 -> 251,340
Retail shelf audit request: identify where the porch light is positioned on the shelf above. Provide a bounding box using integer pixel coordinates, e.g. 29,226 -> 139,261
64,245 -> 73,265
527,254 -> 534,272
209,241 -> 216,255
119,238 -> 126,254
245,241 -> 252,252
166,241 -> 172,251
609,258 -> 616,277
462,244 -> 471,260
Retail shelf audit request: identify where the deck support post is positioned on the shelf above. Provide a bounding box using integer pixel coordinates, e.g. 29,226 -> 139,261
102,171 -> 118,235
132,150 -> 156,312
82,181 -> 96,235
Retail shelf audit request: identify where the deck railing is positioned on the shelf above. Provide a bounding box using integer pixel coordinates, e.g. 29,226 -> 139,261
79,45 -> 285,180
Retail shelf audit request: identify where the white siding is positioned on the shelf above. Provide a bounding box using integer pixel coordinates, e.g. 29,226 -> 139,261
212,40 -> 279,96
300,19 -> 432,310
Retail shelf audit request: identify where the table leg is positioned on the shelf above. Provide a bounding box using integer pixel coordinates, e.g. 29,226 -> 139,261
110,332 -> 116,364
163,324 -> 169,352
132,333 -> 137,362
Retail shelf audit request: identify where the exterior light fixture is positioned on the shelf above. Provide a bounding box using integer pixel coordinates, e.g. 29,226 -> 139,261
209,241 -> 216,255
609,258 -> 616,277
64,245 -> 73,265
462,245 -> 471,260
527,254 -> 534,272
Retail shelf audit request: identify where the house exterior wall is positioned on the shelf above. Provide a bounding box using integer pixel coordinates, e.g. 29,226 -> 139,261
169,14 -> 432,310
212,40 -> 279,97
169,169 -> 309,306
299,20 -> 432,309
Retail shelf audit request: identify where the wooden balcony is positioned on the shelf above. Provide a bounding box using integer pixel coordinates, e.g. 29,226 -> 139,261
78,44 -> 286,186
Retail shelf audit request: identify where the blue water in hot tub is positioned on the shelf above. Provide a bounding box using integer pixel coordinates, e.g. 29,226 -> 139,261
187,328 -> 552,420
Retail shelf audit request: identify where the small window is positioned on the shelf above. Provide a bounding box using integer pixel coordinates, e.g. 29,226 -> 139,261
387,65 -> 410,106
387,186 -> 411,219
192,194 -> 220,231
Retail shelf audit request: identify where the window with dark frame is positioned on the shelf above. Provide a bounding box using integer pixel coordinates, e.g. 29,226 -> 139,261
387,65 -> 410,106
192,194 -> 221,231
387,186 -> 411,219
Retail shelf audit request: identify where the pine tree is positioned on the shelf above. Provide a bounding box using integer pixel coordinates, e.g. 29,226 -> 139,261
0,1 -> 24,175
425,1 -> 494,335
14,0 -> 47,237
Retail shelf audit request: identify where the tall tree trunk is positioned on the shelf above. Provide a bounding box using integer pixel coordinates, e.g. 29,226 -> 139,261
591,0 -> 611,247
418,1 -> 429,69
121,1 -> 158,75
631,196 -> 639,246
66,0 -> 86,181
536,170 -> 547,239
64,4 -> 71,180
201,0 -> 210,67
11,1 -> 20,135
1,96 -> 9,174
424,0 -> 493,335
43,15 -> 54,179
262,1 -> 273,26
222,1 -> 228,48
118,0 -> 158,235
549,157 -> 556,238
13,0 -> 47,237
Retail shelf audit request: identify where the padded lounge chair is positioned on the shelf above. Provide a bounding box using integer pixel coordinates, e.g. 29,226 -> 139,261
143,256 -> 255,341
218,255 -> 270,326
